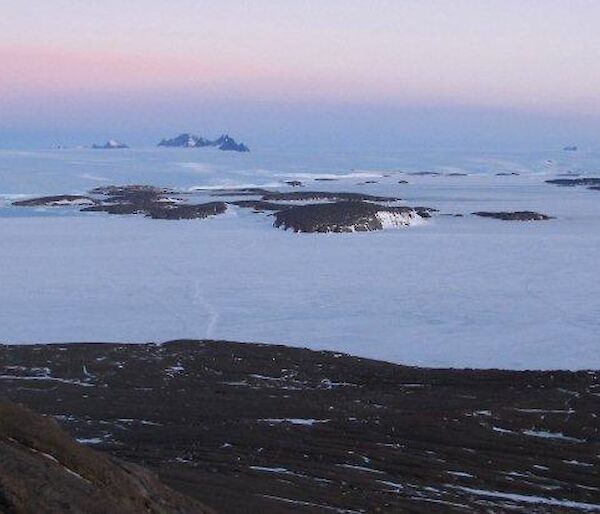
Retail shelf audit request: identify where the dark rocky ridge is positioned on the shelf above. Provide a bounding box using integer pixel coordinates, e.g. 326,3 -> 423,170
83,185 -> 227,220
230,200 -> 290,212
0,400 -> 213,514
261,191 -> 401,202
92,140 -> 129,149
473,211 -> 554,221
546,178 -> 600,191
14,185 -> 228,221
12,195 -> 97,207
0,341 -> 598,513
208,188 -> 275,197
273,201 -> 422,232
210,189 -> 401,203
11,185 -> 438,232
158,133 -> 249,152
144,202 -> 227,220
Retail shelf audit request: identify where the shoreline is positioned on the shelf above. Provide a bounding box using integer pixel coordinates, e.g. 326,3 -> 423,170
1,339 -> 599,373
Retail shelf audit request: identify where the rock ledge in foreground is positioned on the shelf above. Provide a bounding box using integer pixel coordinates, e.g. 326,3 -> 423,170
0,401 -> 212,514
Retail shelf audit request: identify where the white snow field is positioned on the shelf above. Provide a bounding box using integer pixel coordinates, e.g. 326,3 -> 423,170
1,147 -> 599,369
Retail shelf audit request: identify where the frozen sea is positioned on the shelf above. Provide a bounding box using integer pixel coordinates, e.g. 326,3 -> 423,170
1,146 -> 599,369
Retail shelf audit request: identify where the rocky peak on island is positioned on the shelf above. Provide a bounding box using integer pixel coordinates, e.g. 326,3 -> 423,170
158,133 -> 250,152
563,145 -> 578,151
92,139 -> 129,149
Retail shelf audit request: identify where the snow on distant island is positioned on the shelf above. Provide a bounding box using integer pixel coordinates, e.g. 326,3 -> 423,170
92,140 -> 129,149
158,133 -> 250,152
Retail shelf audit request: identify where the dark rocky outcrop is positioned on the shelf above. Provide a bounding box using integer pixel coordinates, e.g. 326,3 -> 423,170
92,140 -> 128,149
12,195 -> 97,207
496,172 -> 520,176
473,211 -> 553,221
273,201 -> 421,232
284,181 -> 303,187
157,133 -> 212,148
563,145 -> 578,151
208,188 -> 274,197
158,133 -> 249,152
214,135 -> 249,152
230,200 -> 289,212
412,206 -> 439,218
261,191 -> 400,202
87,185 -> 176,207
546,178 -> 600,190
0,341 -> 598,514
14,185 -> 228,221
407,171 -> 441,176
145,202 -> 227,220
88,185 -> 173,197
82,185 -> 199,219
0,400 -> 212,514
84,186 -> 227,220
81,203 -> 144,215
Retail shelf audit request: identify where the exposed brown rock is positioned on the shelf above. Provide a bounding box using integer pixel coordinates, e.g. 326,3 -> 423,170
0,400 -> 213,514
1,341 -> 598,513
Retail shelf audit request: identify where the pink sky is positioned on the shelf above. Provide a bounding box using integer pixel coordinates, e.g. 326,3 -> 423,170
3,1 -> 600,149
2,1 -> 600,112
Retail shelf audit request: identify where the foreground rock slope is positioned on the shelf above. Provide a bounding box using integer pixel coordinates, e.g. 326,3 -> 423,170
0,400 -> 213,514
0,341 -> 598,513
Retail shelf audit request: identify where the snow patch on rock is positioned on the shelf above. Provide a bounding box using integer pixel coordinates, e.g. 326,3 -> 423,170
375,209 -> 423,229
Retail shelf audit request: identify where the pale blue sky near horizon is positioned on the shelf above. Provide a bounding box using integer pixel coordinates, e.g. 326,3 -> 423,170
2,1 -> 600,149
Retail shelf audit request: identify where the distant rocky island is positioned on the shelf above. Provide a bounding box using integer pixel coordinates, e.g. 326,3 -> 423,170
563,145 -> 578,151
13,183 -> 564,230
91,140 -> 129,149
158,133 -> 250,152
546,177 -> 600,191
473,210 -> 553,221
